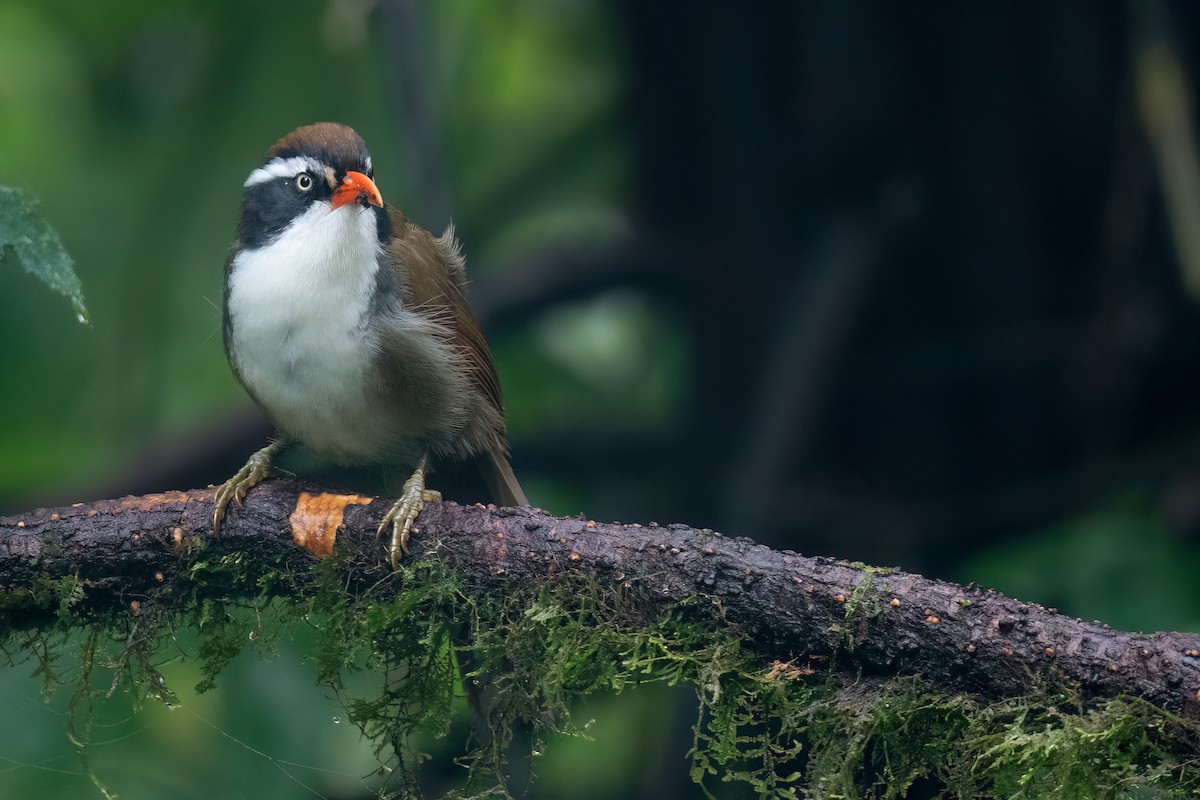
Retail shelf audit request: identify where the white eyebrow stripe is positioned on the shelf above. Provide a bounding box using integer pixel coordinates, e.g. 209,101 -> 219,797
243,156 -> 328,188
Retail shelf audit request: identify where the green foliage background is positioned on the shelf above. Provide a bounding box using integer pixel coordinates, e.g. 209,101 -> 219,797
0,0 -> 637,505
2,1 -> 1199,798
0,1 -> 638,796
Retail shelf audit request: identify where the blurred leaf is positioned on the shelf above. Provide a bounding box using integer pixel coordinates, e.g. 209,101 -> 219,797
957,494 -> 1200,633
0,187 -> 89,324
497,291 -> 690,437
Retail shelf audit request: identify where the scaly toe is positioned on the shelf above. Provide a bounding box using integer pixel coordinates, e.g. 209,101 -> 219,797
378,485 -> 442,567
212,440 -> 284,535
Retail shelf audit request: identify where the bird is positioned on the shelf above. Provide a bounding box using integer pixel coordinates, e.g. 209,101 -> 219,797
212,122 -> 526,564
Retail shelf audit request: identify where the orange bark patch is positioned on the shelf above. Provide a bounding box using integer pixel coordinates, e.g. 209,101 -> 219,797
290,492 -> 373,557
117,491 -> 192,511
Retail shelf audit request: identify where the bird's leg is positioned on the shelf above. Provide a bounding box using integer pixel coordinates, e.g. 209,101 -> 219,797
377,454 -> 441,567
212,438 -> 287,534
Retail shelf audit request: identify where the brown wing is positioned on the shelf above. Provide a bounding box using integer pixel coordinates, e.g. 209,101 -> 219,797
384,209 -> 506,426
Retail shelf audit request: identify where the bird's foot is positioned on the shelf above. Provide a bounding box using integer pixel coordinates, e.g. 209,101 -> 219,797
377,466 -> 441,567
213,439 -> 286,534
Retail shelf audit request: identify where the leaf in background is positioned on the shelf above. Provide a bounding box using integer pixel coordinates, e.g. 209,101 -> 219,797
0,186 -> 89,324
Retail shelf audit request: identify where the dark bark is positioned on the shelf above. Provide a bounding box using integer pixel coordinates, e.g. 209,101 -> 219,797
2,480 -> 1199,720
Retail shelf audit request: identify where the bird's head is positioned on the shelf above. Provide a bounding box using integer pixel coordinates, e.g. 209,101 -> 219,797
236,122 -> 387,250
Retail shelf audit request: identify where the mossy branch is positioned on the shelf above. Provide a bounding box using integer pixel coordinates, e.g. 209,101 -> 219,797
2,479 -> 1199,721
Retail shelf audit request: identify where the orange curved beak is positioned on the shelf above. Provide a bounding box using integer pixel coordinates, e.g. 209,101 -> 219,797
331,170 -> 383,210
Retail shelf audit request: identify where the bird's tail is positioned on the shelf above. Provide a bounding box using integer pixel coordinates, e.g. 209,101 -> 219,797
479,448 -> 528,507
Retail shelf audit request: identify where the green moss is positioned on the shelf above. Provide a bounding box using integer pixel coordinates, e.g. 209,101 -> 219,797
831,570 -> 885,652
952,695 -> 1200,798
0,572 -> 88,630
3,547 -> 1200,799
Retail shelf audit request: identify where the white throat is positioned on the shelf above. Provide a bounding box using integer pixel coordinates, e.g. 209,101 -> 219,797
226,202 -> 384,459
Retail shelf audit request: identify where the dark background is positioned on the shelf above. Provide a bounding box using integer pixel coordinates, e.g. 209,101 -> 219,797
3,1 -> 1200,797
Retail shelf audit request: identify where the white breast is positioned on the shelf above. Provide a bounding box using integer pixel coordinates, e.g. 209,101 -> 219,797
226,202 -> 387,461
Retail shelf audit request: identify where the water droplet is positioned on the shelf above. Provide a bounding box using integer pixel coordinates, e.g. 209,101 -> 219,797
76,314 -> 86,325
332,716 -> 341,724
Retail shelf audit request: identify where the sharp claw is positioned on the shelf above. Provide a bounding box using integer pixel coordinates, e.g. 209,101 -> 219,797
378,466 -> 440,567
212,439 -> 285,536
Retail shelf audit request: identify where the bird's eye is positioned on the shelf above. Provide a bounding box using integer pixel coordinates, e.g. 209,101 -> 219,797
295,173 -> 315,192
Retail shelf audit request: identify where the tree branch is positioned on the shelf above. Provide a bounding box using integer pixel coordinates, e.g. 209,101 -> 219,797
3,479 -> 1199,720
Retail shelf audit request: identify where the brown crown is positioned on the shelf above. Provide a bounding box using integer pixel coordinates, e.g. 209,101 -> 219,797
266,122 -> 373,175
